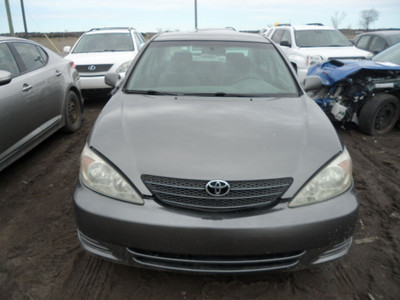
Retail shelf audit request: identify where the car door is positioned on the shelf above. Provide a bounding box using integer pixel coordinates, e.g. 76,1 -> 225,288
0,41 -> 64,160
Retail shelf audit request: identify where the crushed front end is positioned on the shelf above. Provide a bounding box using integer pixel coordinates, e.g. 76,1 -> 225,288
308,60 -> 400,134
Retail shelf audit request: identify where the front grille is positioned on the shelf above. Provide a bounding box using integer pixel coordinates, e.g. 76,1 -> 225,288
141,175 -> 293,211
327,56 -> 365,61
128,248 -> 305,273
76,64 -> 113,73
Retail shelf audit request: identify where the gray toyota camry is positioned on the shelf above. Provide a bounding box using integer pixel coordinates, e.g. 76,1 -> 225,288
73,30 -> 359,273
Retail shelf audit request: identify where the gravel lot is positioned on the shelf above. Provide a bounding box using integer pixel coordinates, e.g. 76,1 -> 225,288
0,99 -> 399,300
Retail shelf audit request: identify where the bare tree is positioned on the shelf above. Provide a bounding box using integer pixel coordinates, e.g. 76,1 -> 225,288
331,11 -> 346,29
359,9 -> 379,30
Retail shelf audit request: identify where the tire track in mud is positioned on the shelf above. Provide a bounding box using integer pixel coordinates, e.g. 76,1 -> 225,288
339,129 -> 400,299
50,251 -> 113,300
71,255 -> 112,299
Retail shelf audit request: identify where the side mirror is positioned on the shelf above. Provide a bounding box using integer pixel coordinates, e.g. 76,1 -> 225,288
63,46 -> 71,53
280,40 -> 291,47
303,75 -> 322,91
0,70 -> 12,86
105,71 -> 121,87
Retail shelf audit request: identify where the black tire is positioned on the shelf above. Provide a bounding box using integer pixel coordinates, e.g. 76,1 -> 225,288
358,93 -> 400,135
63,90 -> 82,133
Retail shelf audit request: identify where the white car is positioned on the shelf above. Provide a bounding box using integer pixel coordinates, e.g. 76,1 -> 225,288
64,27 -> 146,98
264,24 -> 372,81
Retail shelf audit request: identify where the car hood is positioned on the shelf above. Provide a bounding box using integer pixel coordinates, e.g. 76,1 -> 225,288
88,94 -> 342,198
308,59 -> 400,86
298,46 -> 371,60
65,51 -> 136,65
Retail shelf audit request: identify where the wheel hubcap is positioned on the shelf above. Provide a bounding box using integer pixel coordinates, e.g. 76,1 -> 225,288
375,103 -> 394,130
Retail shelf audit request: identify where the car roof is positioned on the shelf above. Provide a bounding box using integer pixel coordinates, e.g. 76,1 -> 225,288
84,27 -> 137,34
357,30 -> 400,37
153,30 -> 269,43
270,24 -> 335,31
0,36 -> 34,42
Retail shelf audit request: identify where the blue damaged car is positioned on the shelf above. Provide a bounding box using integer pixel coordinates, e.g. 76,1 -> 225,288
308,42 -> 400,135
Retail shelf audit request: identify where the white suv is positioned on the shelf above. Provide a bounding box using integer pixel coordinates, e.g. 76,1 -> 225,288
64,27 -> 146,98
264,24 -> 371,81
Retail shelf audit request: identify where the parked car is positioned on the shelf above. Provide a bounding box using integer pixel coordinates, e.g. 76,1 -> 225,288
353,30 -> 400,55
74,30 -> 359,273
307,42 -> 400,135
0,36 -> 83,172
64,27 -> 146,98
264,24 -> 371,81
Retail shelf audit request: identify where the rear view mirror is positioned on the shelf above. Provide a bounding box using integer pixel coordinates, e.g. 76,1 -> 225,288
105,71 -> 121,87
280,41 -> 291,47
303,76 -> 322,91
0,70 -> 12,86
63,46 -> 71,53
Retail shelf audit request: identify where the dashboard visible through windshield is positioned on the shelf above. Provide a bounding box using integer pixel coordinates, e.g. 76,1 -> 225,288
124,41 -> 299,97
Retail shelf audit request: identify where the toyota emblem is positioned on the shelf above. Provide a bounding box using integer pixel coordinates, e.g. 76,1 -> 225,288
205,180 -> 230,196
88,65 -> 96,71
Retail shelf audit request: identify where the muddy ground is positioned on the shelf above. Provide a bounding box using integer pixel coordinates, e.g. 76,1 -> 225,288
0,99 -> 399,300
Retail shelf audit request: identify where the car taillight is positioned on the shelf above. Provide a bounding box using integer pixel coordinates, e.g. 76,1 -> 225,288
70,61 -> 76,68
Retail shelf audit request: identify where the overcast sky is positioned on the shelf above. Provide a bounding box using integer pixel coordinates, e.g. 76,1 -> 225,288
1,0 -> 399,34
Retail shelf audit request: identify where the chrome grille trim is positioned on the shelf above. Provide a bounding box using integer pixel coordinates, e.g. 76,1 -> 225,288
128,248 -> 305,273
142,175 -> 293,211
327,56 -> 365,60
76,64 -> 113,73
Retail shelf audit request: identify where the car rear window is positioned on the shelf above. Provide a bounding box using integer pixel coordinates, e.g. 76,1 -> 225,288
125,41 -> 299,97
73,33 -> 134,53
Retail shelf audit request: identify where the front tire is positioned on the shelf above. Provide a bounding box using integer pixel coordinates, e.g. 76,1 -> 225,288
358,94 -> 400,135
63,90 -> 82,133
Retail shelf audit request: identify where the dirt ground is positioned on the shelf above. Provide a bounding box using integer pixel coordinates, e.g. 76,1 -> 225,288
0,98 -> 399,300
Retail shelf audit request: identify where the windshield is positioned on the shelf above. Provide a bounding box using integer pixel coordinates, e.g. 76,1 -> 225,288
72,33 -> 134,53
373,42 -> 400,65
124,41 -> 299,97
295,30 -> 353,47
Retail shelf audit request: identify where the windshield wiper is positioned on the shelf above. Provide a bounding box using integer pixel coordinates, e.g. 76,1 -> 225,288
213,92 -> 258,97
126,90 -> 179,96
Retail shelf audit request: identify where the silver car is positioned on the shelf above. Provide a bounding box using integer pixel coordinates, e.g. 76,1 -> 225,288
74,30 -> 359,273
0,36 -> 83,172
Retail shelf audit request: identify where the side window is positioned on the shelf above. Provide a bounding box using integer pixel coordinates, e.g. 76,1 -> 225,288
37,46 -> 49,64
356,35 -> 370,50
281,30 -> 292,45
12,42 -> 46,72
0,43 -> 20,76
369,36 -> 387,53
271,29 -> 284,43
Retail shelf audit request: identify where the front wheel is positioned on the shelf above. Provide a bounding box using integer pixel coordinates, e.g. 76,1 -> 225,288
63,90 -> 82,133
358,94 -> 400,135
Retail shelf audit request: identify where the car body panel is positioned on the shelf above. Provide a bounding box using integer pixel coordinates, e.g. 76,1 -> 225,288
89,93 -> 342,197
308,59 -> 400,86
74,182 -> 358,257
0,37 -> 82,171
74,30 -> 359,273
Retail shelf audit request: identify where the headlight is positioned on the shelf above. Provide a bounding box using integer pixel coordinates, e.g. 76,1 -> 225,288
80,144 -> 143,205
116,60 -> 133,74
289,147 -> 353,207
307,55 -> 323,66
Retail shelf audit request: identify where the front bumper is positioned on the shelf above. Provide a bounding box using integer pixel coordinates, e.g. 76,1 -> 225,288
79,75 -> 109,89
73,182 -> 359,273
